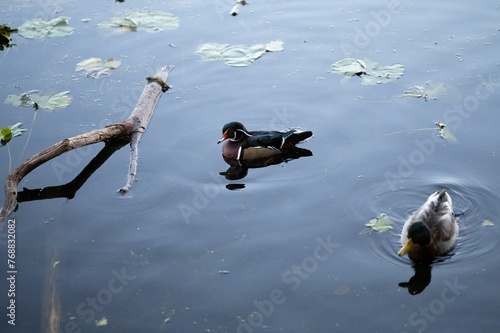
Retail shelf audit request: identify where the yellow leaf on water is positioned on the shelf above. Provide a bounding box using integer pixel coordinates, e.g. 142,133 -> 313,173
482,219 -> 494,227
95,317 -> 108,327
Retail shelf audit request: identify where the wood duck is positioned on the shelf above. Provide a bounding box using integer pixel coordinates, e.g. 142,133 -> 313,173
217,121 -> 313,160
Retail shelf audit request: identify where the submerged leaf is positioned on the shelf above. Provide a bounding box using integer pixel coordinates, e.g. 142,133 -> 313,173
18,17 -> 74,39
330,58 -> 404,85
360,214 -> 393,234
5,91 -> 72,111
98,11 -> 180,32
196,41 -> 283,67
76,57 -> 121,78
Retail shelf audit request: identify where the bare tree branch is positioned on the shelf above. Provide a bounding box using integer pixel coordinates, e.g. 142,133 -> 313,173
0,66 -> 173,226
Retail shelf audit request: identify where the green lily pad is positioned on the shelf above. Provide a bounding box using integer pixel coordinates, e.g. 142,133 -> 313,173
330,58 -> 404,85
98,11 -> 180,32
195,40 -> 284,67
360,214 -> 393,234
5,91 -> 72,111
76,57 -> 121,79
18,17 -> 74,39
1,123 -> 26,146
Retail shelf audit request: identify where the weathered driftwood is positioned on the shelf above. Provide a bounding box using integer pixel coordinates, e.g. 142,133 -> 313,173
0,66 -> 173,226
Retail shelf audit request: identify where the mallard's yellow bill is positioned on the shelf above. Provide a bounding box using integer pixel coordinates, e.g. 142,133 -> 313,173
398,238 -> 414,256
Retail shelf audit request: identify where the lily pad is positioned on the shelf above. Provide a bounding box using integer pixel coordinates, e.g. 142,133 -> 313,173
1,123 -> 26,146
195,40 -> 284,67
76,57 -> 121,79
5,91 -> 72,111
360,214 -> 393,234
330,58 -> 404,85
98,11 -> 180,32
404,82 -> 446,101
18,17 -> 74,39
482,219 -> 494,227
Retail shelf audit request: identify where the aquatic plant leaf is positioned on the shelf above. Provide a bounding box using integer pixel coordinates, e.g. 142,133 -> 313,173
404,82 -> 446,100
18,17 -> 74,39
0,25 -> 18,51
330,58 -> 404,85
95,317 -> 108,327
98,11 -> 180,32
435,121 -> 458,143
265,40 -> 284,52
5,91 -> 72,111
195,40 -> 283,67
482,219 -> 494,227
360,214 -> 393,234
0,127 -> 12,146
76,57 -> 121,78
0,123 -> 26,146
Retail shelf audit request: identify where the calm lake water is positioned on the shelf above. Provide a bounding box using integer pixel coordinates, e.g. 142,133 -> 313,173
1,0 -> 499,332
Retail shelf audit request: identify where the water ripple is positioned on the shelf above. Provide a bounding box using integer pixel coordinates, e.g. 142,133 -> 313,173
347,175 -> 500,271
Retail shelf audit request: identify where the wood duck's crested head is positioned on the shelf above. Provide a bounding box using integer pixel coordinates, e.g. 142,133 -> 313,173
217,122 -> 251,144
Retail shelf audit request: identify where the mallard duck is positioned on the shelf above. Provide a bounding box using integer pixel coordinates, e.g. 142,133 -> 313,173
398,189 -> 459,261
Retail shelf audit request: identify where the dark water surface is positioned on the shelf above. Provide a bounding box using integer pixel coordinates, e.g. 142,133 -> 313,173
1,0 -> 499,332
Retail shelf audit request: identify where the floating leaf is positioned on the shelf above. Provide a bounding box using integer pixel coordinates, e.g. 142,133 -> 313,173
0,25 -> 18,51
482,219 -> 494,227
265,40 -> 284,52
360,214 -> 393,234
195,40 -> 284,67
404,82 -> 446,101
435,121 -> 458,143
95,317 -> 108,327
76,57 -> 121,79
330,58 -> 404,85
1,123 -> 26,146
5,91 -> 72,111
18,17 -> 74,39
98,11 -> 180,32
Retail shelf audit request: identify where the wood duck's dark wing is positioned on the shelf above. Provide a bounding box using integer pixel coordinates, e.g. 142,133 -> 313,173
244,129 -> 313,149
243,131 -> 284,149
